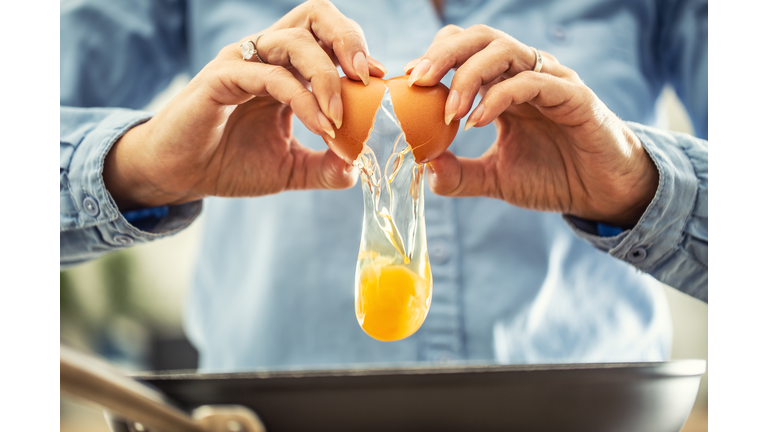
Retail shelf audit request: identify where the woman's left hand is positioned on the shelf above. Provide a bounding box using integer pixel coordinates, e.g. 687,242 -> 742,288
406,25 -> 659,228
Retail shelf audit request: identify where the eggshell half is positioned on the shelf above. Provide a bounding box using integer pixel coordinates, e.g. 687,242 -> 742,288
323,77 -> 386,164
322,75 -> 459,164
386,76 -> 460,163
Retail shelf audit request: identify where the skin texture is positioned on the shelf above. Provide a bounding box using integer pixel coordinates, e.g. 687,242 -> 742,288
104,0 -> 387,210
405,25 -> 659,228
105,2 -> 658,229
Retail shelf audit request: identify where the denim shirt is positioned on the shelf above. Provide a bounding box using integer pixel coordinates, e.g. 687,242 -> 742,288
60,0 -> 708,371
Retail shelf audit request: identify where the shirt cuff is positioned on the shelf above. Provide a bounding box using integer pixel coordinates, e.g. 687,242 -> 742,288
564,121 -> 699,274
63,109 -> 201,248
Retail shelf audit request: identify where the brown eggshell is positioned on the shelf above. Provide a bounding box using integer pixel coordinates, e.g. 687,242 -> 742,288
386,75 -> 460,163
322,76 -> 387,164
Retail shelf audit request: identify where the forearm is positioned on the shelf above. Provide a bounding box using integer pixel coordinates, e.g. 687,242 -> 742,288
565,121 -> 708,302
60,107 -> 201,267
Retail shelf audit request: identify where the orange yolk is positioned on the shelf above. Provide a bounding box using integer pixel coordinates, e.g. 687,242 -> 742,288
355,262 -> 432,342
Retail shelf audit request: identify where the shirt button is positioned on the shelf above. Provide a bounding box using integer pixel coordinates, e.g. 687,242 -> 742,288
548,25 -> 572,45
430,241 -> 451,264
114,235 -> 134,246
626,247 -> 647,263
83,196 -> 100,217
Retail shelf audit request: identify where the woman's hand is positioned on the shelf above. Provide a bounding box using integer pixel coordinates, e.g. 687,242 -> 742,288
406,25 -> 659,228
104,0 -> 387,210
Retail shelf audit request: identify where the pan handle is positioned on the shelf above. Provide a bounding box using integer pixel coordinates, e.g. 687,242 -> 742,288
60,345 -> 265,432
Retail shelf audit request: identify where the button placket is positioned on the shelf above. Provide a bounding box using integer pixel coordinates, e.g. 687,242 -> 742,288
421,193 -> 464,361
430,240 -> 451,264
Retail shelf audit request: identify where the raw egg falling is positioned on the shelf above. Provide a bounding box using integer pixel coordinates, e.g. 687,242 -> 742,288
323,76 -> 459,341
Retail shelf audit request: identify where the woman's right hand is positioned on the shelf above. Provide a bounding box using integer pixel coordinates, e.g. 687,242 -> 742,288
104,0 -> 386,210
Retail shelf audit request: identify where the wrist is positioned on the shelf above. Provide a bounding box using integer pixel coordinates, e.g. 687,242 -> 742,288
103,122 -> 188,211
602,127 -> 659,228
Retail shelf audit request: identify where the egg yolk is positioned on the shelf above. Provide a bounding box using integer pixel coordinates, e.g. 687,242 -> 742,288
355,258 -> 432,342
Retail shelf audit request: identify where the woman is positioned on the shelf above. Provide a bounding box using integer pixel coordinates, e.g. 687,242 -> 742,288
61,0 -> 708,370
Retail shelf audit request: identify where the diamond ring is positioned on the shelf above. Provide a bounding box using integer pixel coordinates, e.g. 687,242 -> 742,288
240,33 -> 266,63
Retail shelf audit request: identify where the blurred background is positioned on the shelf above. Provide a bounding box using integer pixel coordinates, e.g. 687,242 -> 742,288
60,76 -> 708,431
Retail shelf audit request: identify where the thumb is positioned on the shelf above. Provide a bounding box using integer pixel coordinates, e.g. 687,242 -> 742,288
288,143 -> 359,191
426,150 -> 493,198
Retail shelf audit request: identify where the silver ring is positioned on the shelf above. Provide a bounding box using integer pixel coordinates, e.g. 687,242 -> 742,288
531,47 -> 543,73
240,33 -> 266,63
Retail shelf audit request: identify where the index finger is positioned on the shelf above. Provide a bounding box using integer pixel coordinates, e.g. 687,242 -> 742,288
267,0 -> 384,84
407,25 -> 539,88
403,24 -> 464,74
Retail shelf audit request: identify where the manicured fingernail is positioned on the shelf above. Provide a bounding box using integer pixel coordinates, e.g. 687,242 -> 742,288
353,52 -> 370,85
368,57 -> 387,75
408,59 -> 432,87
329,94 -> 343,129
444,89 -> 459,125
317,111 -> 335,139
464,103 -> 485,131
403,58 -> 421,74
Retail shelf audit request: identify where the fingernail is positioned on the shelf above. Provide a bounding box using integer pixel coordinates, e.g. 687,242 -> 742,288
444,89 -> 459,125
464,103 -> 485,131
368,57 -> 387,75
317,111 -> 336,139
353,52 -> 370,85
403,58 -> 421,74
408,59 -> 432,87
329,94 -> 343,129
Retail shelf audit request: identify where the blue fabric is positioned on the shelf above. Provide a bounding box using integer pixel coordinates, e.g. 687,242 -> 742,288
60,0 -> 708,371
596,223 -> 626,238
122,206 -> 170,231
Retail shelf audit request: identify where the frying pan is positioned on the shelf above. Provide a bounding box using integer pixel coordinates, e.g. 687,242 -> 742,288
61,346 -> 704,432
134,360 -> 704,432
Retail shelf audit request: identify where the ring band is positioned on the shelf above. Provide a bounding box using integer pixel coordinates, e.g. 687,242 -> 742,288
531,47 -> 543,73
240,33 -> 266,63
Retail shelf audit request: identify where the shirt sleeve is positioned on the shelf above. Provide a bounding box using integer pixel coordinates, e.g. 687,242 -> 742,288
60,0 -> 197,268
60,107 -> 202,268
565,122 -> 708,302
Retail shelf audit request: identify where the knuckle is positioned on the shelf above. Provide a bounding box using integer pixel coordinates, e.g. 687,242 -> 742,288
513,50 -> 535,72
289,86 -> 312,105
468,24 -> 496,38
455,64 -> 485,87
438,24 -> 463,36
306,0 -> 331,10
348,18 -> 364,34
263,64 -> 289,82
489,38 -> 516,60
517,70 -> 539,82
486,81 -> 506,98
310,66 -> 339,86
307,0 -> 336,18
288,27 -> 315,43
318,61 -> 339,76
338,27 -> 363,46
